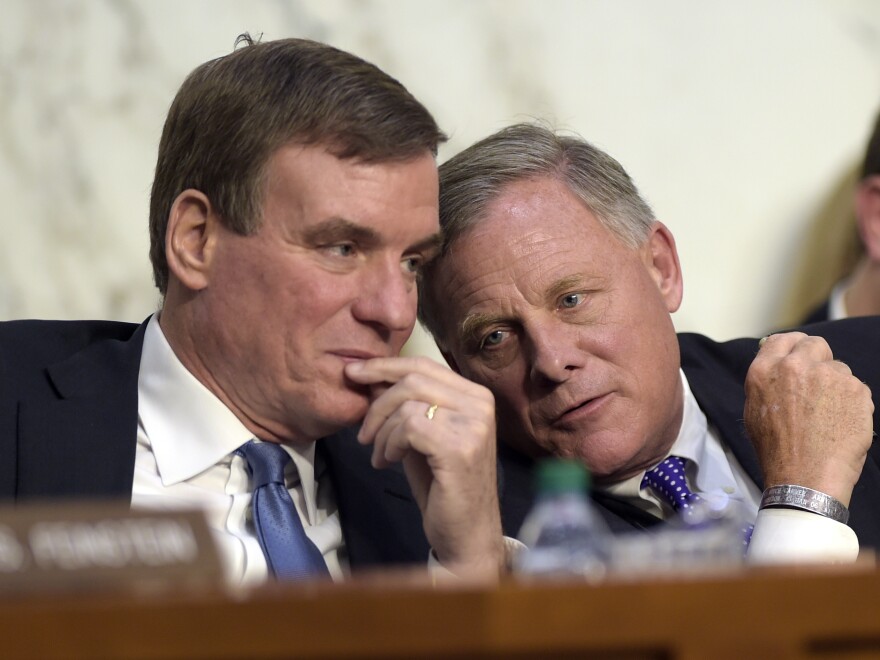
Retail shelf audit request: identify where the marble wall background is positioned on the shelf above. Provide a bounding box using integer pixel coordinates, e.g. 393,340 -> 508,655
2,0 -> 880,359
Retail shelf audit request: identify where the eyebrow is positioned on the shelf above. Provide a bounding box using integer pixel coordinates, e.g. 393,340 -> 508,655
415,232 -> 443,261
302,218 -> 442,256
547,274 -> 588,301
302,218 -> 381,247
459,312 -> 505,344
457,274 -> 589,342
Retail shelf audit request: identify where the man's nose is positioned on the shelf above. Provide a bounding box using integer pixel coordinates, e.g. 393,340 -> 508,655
351,261 -> 416,333
527,319 -> 584,385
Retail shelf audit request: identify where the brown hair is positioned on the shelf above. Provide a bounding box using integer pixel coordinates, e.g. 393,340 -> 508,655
149,35 -> 445,293
862,110 -> 880,179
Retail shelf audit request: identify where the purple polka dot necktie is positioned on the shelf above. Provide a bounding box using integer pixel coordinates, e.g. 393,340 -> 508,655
642,455 -> 753,547
641,455 -> 702,520
238,440 -> 330,580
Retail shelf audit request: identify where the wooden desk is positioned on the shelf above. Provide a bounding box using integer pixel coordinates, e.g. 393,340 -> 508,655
4,563 -> 879,659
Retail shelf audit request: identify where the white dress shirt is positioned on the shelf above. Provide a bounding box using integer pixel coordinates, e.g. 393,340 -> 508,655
602,370 -> 859,563
827,279 -> 849,321
130,315 -> 346,587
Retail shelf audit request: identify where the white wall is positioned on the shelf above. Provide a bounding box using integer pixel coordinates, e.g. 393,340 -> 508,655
2,0 -> 879,358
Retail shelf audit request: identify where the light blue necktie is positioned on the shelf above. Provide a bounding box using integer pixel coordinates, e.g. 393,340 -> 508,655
238,440 -> 330,580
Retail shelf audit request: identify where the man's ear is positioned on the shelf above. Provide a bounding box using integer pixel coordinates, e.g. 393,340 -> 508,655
641,221 -> 683,313
165,189 -> 219,291
856,176 -> 880,262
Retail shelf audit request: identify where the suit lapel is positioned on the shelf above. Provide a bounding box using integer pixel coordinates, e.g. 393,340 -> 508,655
16,322 -> 146,500
679,334 -> 765,489
319,427 -> 429,569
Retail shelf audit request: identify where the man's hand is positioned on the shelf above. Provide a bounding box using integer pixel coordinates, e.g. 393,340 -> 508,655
744,332 -> 874,506
344,356 -> 504,579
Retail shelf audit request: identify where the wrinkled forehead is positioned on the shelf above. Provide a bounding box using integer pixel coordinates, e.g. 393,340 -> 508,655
443,176 -> 634,269
432,195 -> 641,331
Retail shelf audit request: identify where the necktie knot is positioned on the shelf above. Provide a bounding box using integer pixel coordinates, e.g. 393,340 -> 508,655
239,440 -> 288,488
643,455 -> 754,548
641,455 -> 701,514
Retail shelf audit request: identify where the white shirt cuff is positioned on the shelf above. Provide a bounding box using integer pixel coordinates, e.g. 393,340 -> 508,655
427,537 -> 523,579
747,507 -> 859,564
427,548 -> 457,580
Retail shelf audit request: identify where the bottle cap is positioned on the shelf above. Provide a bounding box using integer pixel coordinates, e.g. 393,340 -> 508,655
535,458 -> 590,494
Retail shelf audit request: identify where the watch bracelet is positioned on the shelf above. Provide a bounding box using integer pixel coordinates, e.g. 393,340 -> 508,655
759,484 -> 849,525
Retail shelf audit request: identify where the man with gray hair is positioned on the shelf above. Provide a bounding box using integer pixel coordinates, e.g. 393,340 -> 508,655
419,123 -> 880,560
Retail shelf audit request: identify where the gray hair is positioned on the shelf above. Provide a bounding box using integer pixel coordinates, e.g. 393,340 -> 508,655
418,122 -> 655,344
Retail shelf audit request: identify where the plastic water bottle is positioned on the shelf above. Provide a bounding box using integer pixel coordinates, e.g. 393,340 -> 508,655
514,458 -> 611,581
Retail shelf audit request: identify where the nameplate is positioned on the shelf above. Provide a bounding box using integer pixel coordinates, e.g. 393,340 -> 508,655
0,502 -> 224,596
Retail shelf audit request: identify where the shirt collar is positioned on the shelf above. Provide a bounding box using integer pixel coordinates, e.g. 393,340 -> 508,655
602,370 -> 737,503
667,368 -> 710,474
828,279 -> 850,321
603,370 -> 706,499
138,315 -> 317,496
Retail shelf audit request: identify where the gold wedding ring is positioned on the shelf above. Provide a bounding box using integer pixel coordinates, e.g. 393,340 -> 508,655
425,403 -> 439,421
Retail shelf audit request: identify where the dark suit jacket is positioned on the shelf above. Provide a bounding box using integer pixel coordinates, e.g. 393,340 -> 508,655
801,299 -> 831,325
0,318 -> 429,569
499,317 -> 880,551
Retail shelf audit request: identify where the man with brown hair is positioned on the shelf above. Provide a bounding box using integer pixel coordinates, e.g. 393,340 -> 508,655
0,37 -> 504,585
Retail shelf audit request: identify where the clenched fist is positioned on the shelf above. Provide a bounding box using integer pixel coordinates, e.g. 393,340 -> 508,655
744,332 -> 874,506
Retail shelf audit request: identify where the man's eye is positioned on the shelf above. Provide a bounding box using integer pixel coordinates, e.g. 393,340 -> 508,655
403,256 -> 422,274
479,329 -> 507,350
327,244 -> 356,257
560,292 -> 585,309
